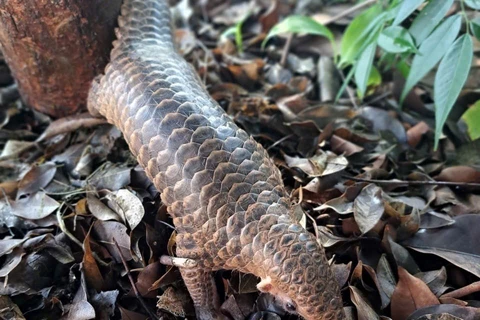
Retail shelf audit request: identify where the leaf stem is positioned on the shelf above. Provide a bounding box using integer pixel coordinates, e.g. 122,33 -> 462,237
460,0 -> 472,35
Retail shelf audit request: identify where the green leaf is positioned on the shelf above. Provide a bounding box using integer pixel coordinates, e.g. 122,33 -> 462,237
220,26 -> 236,41
339,5 -> 387,67
262,15 -> 333,49
393,0 -> 425,26
236,20 -> 245,53
378,26 -> 416,53
368,66 -> 382,87
464,0 -> 480,10
400,15 -> 461,103
409,0 -> 454,44
472,17 -> 480,41
434,35 -> 473,149
397,60 -> 410,79
355,43 -> 377,98
462,100 -> 480,141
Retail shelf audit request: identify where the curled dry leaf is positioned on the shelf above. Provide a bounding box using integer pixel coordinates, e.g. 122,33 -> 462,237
356,107 -> 407,144
220,294 -> 256,320
330,134 -> 364,156
332,262 -> 352,289
0,238 -> 26,257
36,112 -> 106,143
406,121 -> 430,148
90,290 -> 119,320
402,214 -> 480,278
353,184 -> 384,234
92,221 -> 132,263
376,254 -> 396,309
88,163 -> 132,191
419,211 -> 455,229
284,150 -> 348,177
391,267 -> 440,320
134,261 -> 161,298
434,166 -> 480,183
406,304 -> 480,320
386,235 -> 421,275
10,191 -> 60,220
106,189 -> 144,230
67,271 -> 96,320
0,140 -> 34,158
349,286 -> 380,320
17,162 -> 57,199
0,247 -> 25,277
87,193 -> 120,222
83,229 -> 105,292
415,267 -> 449,297
317,226 -> 352,247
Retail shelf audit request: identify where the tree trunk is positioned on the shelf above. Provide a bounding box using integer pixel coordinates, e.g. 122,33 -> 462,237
0,0 -> 122,117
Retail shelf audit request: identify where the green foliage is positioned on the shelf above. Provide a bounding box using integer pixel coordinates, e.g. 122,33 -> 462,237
472,17 -> 480,40
377,26 -> 416,53
433,35 -> 473,149
262,15 -> 334,49
220,12 -> 251,53
339,4 -> 386,67
355,43 -> 376,98
409,0 -> 454,43
265,0 -> 479,149
400,15 -> 462,103
462,100 -> 480,141
393,0 -> 424,26
464,0 -> 480,9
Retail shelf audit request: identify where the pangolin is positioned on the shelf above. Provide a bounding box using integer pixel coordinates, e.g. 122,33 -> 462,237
87,0 -> 345,319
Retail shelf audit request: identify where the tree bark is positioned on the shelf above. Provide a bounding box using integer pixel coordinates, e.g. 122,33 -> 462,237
0,0 -> 122,117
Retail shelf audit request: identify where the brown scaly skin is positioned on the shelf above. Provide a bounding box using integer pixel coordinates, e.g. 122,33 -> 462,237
87,0 -> 345,319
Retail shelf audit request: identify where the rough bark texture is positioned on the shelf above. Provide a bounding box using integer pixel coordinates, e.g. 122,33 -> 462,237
0,0 -> 122,117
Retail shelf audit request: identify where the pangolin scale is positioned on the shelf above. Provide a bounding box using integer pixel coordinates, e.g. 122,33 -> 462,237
87,0 -> 345,319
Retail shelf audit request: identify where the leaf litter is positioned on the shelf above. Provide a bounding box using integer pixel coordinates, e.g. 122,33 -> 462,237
0,0 -> 479,319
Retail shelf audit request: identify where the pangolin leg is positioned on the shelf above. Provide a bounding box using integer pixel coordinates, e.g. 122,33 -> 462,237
179,267 -> 227,320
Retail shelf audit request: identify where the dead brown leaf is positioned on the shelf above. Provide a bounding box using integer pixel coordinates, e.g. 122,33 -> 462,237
434,166 -> 480,183
391,267 -> 440,320
83,228 -> 105,292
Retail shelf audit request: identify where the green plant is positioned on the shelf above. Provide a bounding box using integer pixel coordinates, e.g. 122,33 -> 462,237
266,0 -> 478,149
262,15 -> 334,49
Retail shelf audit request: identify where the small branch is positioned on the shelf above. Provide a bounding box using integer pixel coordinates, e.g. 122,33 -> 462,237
56,204 -> 109,267
442,281 -> 480,299
113,238 -> 159,320
323,0 -> 377,26
343,175 -> 480,188
159,255 -> 198,268
280,33 -> 293,67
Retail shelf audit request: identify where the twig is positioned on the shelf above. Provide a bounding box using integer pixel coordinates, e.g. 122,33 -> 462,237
56,203 -> 109,267
113,238 -> 159,320
323,0 -> 377,26
343,175 -> 480,188
266,134 -> 294,151
280,34 -> 294,67
159,255 -> 198,268
442,281 -> 480,299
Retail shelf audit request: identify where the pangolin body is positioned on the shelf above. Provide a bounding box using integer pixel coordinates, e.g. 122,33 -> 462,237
87,1 -> 345,319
